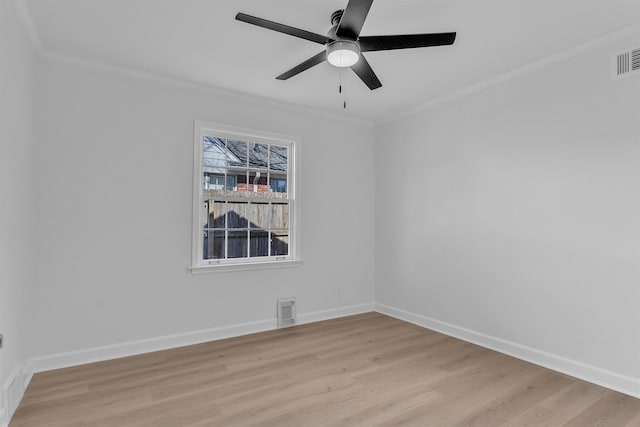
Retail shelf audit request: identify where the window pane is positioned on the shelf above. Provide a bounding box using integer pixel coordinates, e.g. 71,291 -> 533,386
270,203 -> 289,229
202,136 -> 227,197
203,137 -> 227,173
226,140 -> 247,168
228,231 -> 248,258
249,143 -> 268,169
246,171 -> 268,197
206,200 -> 226,228
250,230 -> 269,257
203,174 -> 226,197
269,176 -> 287,198
269,145 -> 288,172
230,171 -> 248,196
271,231 -> 289,256
226,175 -> 237,193
227,202 -> 248,228
210,175 -> 225,189
203,230 -> 225,259
249,203 -> 269,229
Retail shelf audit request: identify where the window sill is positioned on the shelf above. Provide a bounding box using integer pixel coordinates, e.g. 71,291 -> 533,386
189,259 -> 303,274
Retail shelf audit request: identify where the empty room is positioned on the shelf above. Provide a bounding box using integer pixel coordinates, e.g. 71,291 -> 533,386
2,0 -> 640,425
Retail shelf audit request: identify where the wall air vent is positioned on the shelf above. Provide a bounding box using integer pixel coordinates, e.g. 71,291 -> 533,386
612,47 -> 640,80
1,368 -> 25,425
277,297 -> 296,328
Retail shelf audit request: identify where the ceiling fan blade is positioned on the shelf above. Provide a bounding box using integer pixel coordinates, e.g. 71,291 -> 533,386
359,32 -> 456,52
336,0 -> 373,40
236,13 -> 332,45
350,54 -> 382,90
276,51 -> 327,80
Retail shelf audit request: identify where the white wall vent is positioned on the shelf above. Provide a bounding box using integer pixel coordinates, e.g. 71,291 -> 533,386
1,368 -> 25,425
612,47 -> 640,80
277,297 -> 296,328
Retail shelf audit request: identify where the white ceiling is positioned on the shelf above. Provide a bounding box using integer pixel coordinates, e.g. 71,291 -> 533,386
22,0 -> 640,122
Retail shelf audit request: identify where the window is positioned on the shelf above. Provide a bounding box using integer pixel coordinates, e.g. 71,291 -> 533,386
270,178 -> 287,194
204,174 -> 236,191
191,121 -> 299,271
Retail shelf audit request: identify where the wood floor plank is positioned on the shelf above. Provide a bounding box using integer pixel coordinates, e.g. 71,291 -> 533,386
374,356 -> 545,426
455,371 -> 575,426
10,313 -> 640,426
500,380 -> 610,426
150,352 -> 314,401
624,411 -> 640,427
562,391 -> 640,427
308,381 -> 443,426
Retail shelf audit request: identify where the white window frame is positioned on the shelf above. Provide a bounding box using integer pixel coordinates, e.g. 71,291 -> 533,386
190,121 -> 302,273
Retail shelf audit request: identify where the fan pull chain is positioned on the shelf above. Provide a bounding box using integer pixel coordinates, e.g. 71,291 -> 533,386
340,68 -> 346,109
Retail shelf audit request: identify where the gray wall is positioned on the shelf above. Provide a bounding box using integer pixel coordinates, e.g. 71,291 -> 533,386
0,0 -> 37,405
31,59 -> 375,358
375,35 -> 640,388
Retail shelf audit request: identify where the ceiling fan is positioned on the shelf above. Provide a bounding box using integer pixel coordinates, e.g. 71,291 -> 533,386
235,0 -> 456,90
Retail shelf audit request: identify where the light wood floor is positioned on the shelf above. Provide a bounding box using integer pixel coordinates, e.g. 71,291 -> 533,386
11,312 -> 640,426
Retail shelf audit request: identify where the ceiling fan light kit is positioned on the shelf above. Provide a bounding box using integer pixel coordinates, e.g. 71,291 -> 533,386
326,41 -> 360,67
235,0 -> 456,90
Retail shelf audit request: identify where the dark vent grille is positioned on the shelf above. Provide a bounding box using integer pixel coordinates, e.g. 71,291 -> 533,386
614,47 -> 640,79
617,52 -> 630,76
632,49 -> 640,71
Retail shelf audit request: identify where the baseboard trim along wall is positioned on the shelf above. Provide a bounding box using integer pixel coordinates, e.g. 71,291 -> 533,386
24,302 -> 374,383
297,303 -> 374,325
374,302 -> 640,399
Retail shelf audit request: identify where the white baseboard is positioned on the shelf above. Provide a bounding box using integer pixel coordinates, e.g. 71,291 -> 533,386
26,318 -> 274,378
24,301 -> 639,415
374,303 -> 640,399
25,302 -> 374,380
298,303 -> 374,325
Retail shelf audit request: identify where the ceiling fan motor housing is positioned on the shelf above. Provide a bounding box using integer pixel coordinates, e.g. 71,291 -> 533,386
326,9 -> 361,67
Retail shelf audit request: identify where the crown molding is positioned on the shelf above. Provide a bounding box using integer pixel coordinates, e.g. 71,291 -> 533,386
12,0 -> 639,129
12,0 -> 374,128
381,20 -> 640,126
39,49 -> 375,127
40,49 -> 376,128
